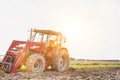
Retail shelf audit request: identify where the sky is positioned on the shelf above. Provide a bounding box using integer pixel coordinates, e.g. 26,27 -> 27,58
0,0 -> 120,60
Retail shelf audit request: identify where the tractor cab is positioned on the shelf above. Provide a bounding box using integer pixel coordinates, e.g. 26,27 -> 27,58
28,28 -> 66,51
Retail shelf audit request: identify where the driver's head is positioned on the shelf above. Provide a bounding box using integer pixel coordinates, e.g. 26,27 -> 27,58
49,40 -> 55,47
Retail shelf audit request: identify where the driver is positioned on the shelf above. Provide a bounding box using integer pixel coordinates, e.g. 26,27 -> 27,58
49,40 -> 55,48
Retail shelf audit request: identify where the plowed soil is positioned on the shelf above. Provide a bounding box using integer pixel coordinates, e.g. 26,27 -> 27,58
1,67 -> 120,80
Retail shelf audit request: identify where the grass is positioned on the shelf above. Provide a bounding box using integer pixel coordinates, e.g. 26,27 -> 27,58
70,60 -> 120,69
0,69 -> 5,74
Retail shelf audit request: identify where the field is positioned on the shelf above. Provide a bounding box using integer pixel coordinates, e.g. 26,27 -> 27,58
70,60 -> 120,68
0,60 -> 120,80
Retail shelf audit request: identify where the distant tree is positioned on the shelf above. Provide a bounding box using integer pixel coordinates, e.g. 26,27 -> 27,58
70,57 -> 76,61
77,59 -> 85,61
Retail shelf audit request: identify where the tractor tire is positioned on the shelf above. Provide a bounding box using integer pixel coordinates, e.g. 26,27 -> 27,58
52,49 -> 69,72
26,53 -> 45,72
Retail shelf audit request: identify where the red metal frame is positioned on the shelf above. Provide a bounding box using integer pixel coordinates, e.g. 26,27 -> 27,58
1,40 -> 39,73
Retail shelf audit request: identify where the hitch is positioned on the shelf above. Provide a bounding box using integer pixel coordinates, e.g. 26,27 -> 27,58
0,62 -> 12,72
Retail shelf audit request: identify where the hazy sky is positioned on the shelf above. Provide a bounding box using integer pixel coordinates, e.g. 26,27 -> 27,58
0,0 -> 120,59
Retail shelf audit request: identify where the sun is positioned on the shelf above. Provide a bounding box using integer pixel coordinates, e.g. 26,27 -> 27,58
62,18 -> 81,40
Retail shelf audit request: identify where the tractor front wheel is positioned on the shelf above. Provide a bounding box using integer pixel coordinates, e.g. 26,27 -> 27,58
26,53 -> 45,72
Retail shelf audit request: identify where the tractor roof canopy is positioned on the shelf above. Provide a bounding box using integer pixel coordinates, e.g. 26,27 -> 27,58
33,29 -> 62,36
29,28 -> 66,43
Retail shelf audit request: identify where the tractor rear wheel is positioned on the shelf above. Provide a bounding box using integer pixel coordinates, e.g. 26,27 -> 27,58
52,49 -> 69,72
26,53 -> 45,72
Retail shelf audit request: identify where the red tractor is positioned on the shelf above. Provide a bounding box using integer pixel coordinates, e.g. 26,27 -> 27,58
0,28 -> 70,73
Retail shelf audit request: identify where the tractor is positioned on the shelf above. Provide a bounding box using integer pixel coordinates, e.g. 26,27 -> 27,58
0,28 -> 69,73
